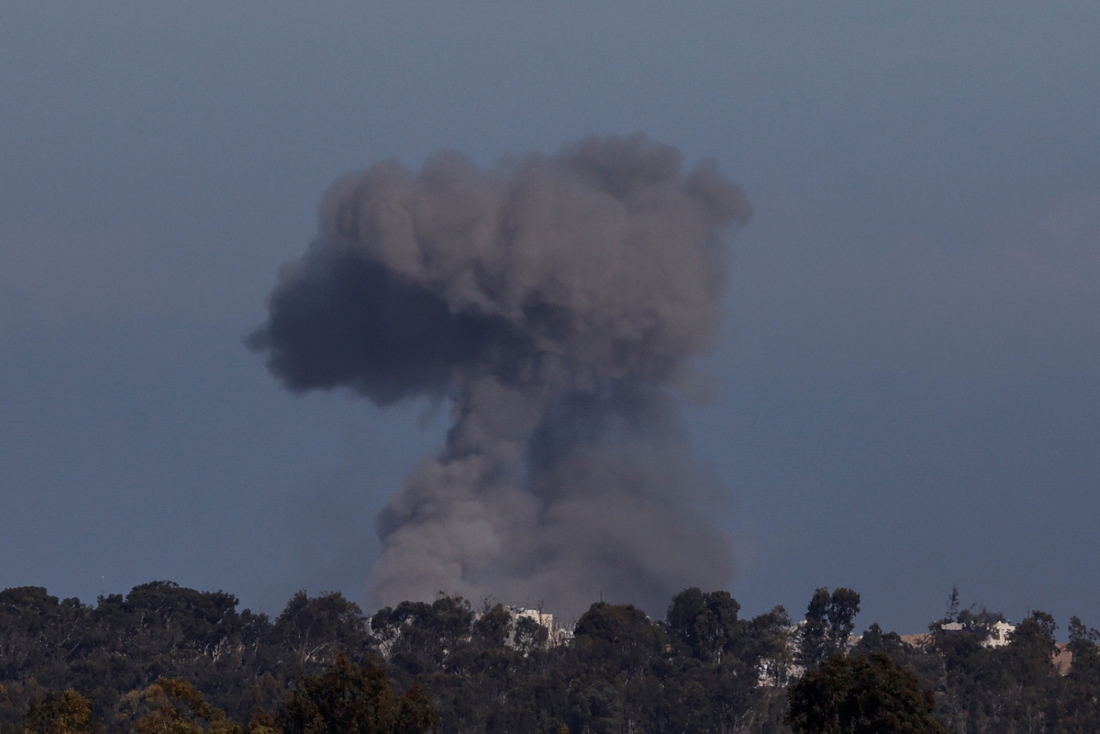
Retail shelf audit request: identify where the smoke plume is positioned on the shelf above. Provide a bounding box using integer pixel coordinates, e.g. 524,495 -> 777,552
250,134 -> 752,617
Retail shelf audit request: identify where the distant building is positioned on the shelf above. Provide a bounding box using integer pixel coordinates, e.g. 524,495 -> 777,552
511,606 -> 552,631
933,618 -> 1016,648
1053,644 -> 1073,676
375,602 -> 570,659
502,605 -> 573,647
984,620 -> 1015,648
758,614 -> 1075,686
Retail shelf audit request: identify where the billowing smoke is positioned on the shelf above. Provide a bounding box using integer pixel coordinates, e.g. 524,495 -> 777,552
249,134 -> 752,618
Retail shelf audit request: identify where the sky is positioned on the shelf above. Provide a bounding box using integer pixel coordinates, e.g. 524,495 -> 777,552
1,3 -> 1098,635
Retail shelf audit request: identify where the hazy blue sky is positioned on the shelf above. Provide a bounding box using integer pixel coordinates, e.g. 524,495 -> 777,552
2,3 -> 1098,634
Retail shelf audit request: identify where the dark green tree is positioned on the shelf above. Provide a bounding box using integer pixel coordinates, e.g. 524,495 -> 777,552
850,623 -> 942,691
511,616 -> 548,654
1003,610 -> 1057,686
747,605 -> 794,688
797,588 -> 860,671
573,602 -> 666,670
371,596 -> 474,684
273,592 -> 373,672
278,653 -> 439,734
998,610 -> 1059,732
666,588 -> 744,665
787,652 -> 949,734
0,587 -> 89,683
470,605 -> 511,650
1067,616 -> 1100,687
1059,617 -> 1100,733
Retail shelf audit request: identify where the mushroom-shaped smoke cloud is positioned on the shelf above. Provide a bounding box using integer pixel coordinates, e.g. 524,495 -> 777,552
250,134 -> 752,617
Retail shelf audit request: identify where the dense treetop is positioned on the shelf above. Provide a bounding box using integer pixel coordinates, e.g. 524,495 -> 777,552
1,582 -> 1097,733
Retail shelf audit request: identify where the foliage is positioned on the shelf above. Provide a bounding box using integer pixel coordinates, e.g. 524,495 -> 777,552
278,653 -> 438,734
0,583 -> 374,730
797,587 -> 861,671
667,588 -> 744,665
273,592 -> 373,673
511,616 -> 547,655
24,689 -> 99,734
787,652 -> 949,734
125,678 -> 241,734
1067,616 -> 1100,687
3,582 -> 1100,734
930,604 -> 1075,733
470,605 -> 511,650
850,623 -> 943,691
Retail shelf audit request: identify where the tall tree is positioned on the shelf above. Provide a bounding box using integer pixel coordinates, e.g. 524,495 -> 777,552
943,587 -> 960,624
666,588 -> 744,666
797,588 -> 861,671
1060,616 -> 1100,733
1067,616 -> 1100,687
1003,610 -> 1057,687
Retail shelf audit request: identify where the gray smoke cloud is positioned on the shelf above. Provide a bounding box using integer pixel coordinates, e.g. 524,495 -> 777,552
249,134 -> 752,618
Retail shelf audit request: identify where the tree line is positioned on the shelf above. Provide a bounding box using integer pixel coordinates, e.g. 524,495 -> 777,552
1,581 -> 1098,733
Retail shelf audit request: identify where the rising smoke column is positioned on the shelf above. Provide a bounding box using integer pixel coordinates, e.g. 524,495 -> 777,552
249,134 -> 752,617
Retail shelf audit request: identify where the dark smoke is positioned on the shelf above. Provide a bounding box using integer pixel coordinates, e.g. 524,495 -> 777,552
250,134 -> 752,617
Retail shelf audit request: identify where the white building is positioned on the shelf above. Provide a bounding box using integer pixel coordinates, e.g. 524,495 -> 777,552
983,620 -> 1015,648
502,605 -> 572,647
